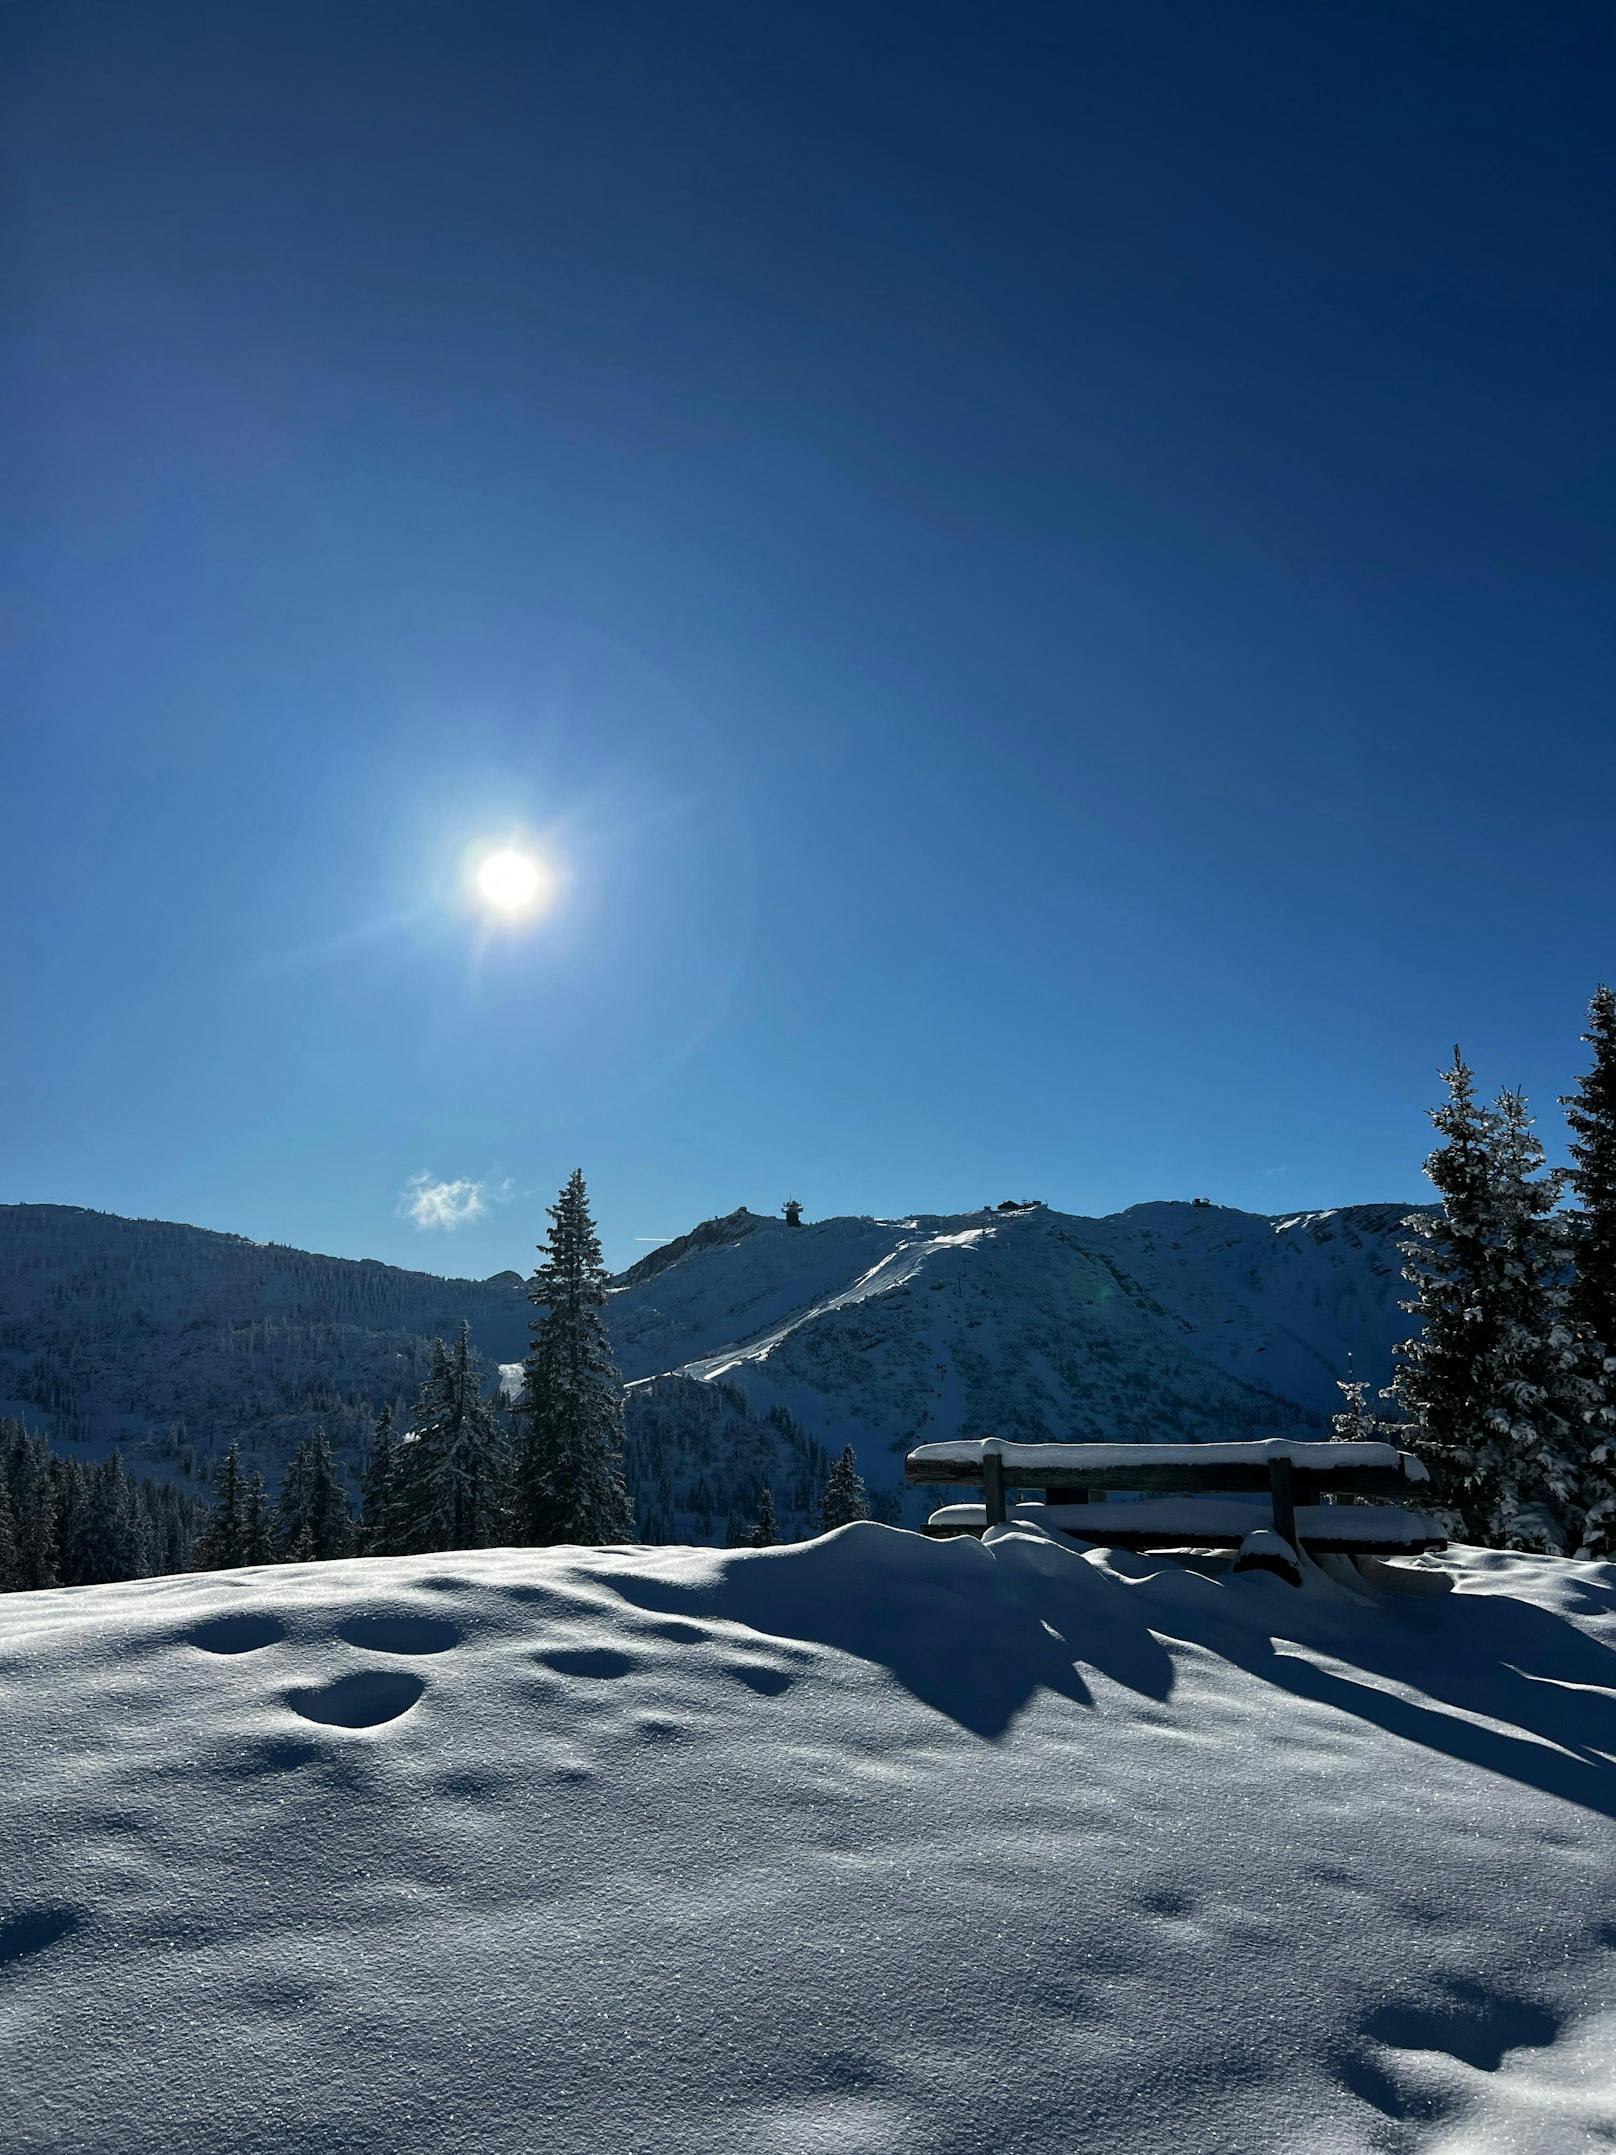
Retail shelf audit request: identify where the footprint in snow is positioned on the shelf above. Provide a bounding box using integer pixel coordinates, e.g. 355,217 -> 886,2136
0,1906 -> 83,1973
283,1670 -> 426,1729
1359,1980 -> 1561,2074
724,1660 -> 796,1696
533,1646 -> 639,1679
335,1612 -> 461,1656
187,1613 -> 286,1656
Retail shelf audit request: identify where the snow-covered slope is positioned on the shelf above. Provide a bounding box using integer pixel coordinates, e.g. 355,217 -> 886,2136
609,1201 -> 1415,1498
5,1528 -> 1612,2152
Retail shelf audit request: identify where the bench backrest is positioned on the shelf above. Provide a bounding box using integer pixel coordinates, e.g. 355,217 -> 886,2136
905,1438 -> 1427,1503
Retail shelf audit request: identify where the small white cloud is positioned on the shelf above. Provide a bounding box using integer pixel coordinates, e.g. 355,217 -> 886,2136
400,1173 -> 492,1230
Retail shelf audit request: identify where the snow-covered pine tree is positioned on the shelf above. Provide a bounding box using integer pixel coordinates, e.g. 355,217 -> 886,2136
398,1338 -> 452,1509
1390,1050 -> 1507,1540
241,1473 -> 275,1565
359,1404 -> 404,1556
89,1452 -> 151,1582
274,1440 -> 312,1559
749,1486 -> 778,1547
302,1431 -> 355,1560
819,1445 -> 869,1531
398,1325 -> 510,1554
1329,1369 -> 1404,1510
1330,1354 -> 1403,1444
53,1457 -> 98,1585
515,1172 -> 635,1546
194,1440 -> 247,1570
1563,985 -> 1616,1360
1562,985 -> 1616,1555
275,1432 -> 354,1560
1479,1089 -> 1603,1551
1393,1056 -> 1609,1550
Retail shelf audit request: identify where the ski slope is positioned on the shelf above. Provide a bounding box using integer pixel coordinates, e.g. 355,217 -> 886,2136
5,1527 -> 1613,2153
675,1225 -> 990,1383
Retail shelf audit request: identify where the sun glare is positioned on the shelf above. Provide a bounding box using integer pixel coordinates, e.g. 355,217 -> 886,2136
476,848 -> 545,913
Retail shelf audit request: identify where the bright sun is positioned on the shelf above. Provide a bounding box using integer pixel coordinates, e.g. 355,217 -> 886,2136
476,849 -> 545,912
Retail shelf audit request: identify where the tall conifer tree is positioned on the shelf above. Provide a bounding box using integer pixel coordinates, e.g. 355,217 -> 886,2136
1563,985 -> 1616,1359
302,1432 -> 355,1560
0,1478 -> 18,1592
1392,1050 -> 1506,1538
195,1441 -> 247,1570
359,1404 -> 404,1556
275,1441 -> 312,1559
1394,1053 -> 1610,1549
275,1432 -> 354,1560
6,1427 -> 60,1590
399,1327 -> 510,1553
241,1473 -> 275,1565
1562,986 -> 1616,1554
89,1452 -> 151,1582
515,1171 -> 634,1545
54,1458 -> 98,1585
1481,1090 -> 1603,1549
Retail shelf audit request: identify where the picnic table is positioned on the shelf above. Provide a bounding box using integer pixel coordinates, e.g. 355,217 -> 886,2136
905,1436 -> 1445,1583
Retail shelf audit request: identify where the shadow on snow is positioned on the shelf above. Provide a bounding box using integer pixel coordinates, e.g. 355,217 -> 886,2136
596,1522 -> 1616,1816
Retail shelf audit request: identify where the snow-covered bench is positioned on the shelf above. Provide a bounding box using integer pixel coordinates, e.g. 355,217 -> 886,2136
905,1438 -> 1445,1576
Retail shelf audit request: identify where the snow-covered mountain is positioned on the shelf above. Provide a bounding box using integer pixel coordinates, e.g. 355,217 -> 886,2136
610,1199 -> 1414,1502
0,1197 -> 1417,1523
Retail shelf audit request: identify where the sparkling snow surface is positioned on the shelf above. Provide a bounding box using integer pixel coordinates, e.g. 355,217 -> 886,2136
5,1526 -> 1615,2154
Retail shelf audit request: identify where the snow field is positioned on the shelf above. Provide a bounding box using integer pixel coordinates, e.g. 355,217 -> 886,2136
4,1526 -> 1615,2153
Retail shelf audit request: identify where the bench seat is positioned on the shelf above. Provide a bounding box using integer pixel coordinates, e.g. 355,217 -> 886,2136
924,1496 -> 1446,1554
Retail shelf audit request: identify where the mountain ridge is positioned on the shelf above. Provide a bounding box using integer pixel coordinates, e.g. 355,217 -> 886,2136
1,1193 -> 1422,1536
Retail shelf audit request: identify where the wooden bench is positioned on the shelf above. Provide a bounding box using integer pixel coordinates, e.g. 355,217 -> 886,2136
905,1437 -> 1445,1576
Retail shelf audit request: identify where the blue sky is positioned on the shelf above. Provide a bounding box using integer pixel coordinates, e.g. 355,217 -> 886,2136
5,1 -> 1613,1276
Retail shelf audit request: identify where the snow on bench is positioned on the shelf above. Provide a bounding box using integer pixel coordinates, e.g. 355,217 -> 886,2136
904,1435 -> 1445,1579
924,1497 -> 1447,1554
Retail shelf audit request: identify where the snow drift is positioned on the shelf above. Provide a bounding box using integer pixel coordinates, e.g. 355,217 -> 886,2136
4,1529 -> 1614,2152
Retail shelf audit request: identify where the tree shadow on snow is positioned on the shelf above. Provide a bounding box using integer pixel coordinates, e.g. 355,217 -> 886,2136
597,1525 -> 1616,1797
1134,1558 -> 1616,1821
